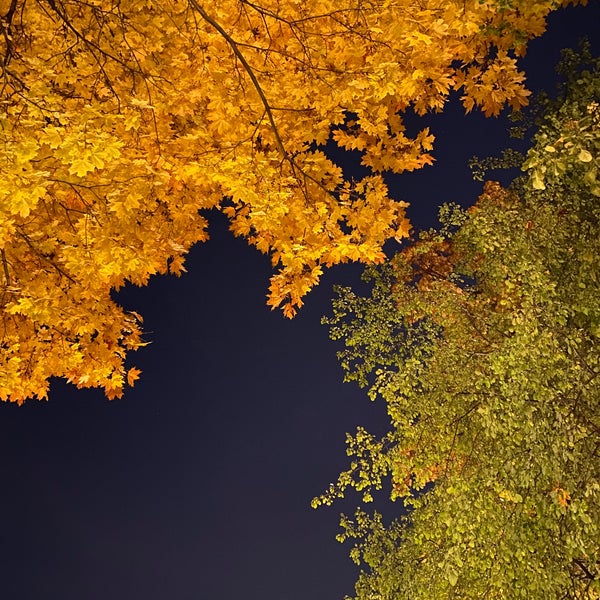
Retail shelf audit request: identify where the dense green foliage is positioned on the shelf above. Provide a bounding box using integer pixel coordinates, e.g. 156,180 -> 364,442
314,47 -> 600,599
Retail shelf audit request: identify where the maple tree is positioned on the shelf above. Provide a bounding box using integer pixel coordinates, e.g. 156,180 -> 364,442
314,45 -> 600,599
0,0 -> 583,401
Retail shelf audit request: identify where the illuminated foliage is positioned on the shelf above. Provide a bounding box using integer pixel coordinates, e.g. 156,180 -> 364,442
0,0 -> 580,400
315,47 -> 600,599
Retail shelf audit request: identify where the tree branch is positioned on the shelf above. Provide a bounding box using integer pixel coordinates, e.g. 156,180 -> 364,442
1,0 -> 19,68
573,558 -> 597,581
188,0 -> 290,163
1,248 -> 11,286
44,0 -> 144,75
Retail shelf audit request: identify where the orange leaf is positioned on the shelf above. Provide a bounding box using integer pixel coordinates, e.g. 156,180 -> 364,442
127,367 -> 142,387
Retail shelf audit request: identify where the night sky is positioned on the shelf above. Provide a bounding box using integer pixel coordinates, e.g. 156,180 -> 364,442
1,5 -> 598,599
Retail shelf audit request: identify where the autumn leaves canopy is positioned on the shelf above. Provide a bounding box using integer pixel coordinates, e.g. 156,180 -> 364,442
0,0 -> 580,400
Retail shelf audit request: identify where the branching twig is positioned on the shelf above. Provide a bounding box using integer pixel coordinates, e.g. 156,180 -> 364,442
16,231 -> 75,283
45,0 -> 143,75
573,558 -> 597,581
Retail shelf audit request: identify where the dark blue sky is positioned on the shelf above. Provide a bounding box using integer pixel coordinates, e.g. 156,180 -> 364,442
1,5 -> 598,599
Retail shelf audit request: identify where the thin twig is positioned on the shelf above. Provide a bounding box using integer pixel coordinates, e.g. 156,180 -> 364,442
1,248 -> 11,286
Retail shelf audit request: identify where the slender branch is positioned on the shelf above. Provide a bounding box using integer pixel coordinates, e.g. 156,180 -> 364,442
573,558 -> 597,581
188,0 -> 290,162
1,0 -> 19,69
16,231 -> 76,283
1,249 -> 11,286
44,0 -> 143,74
2,0 -> 18,24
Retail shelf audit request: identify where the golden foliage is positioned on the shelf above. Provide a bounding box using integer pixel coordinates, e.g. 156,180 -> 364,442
0,0 -> 577,400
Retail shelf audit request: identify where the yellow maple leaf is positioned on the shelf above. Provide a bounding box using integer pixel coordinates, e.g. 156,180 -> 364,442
126,367 -> 142,387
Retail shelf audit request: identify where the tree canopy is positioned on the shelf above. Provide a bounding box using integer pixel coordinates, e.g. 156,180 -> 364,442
0,0 -> 581,401
314,44 -> 600,599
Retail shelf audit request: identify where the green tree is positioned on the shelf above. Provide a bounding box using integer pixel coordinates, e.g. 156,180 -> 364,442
314,46 -> 600,599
